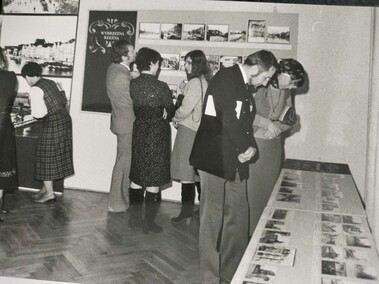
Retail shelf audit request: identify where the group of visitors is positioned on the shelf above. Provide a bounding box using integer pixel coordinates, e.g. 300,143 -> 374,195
0,38 -> 306,283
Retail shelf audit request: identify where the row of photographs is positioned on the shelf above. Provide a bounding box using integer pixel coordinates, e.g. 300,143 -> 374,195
1,0 -> 79,15
139,21 -> 290,45
275,170 -> 304,204
318,174 -> 345,212
319,213 -> 378,283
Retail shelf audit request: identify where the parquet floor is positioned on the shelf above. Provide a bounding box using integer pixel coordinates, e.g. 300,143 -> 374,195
0,189 -> 200,284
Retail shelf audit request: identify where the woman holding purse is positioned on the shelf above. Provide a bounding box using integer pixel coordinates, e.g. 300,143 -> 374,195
248,58 -> 306,235
171,50 -> 211,225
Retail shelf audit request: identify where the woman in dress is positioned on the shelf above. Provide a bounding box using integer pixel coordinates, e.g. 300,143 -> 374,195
248,58 -> 306,235
129,47 -> 175,234
170,50 -> 211,225
0,47 -> 18,221
21,62 -> 74,203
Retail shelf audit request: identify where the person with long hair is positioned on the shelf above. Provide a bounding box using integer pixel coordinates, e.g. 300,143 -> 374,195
129,47 -> 175,234
170,50 -> 211,225
21,62 -> 74,203
0,47 -> 18,221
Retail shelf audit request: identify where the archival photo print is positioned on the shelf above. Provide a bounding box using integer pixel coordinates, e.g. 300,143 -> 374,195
229,29 -> 246,42
266,26 -> 290,44
247,20 -> 265,43
160,53 -> 180,70
139,23 -> 160,39
2,0 -> 79,14
160,23 -> 182,40
244,264 -> 277,283
0,15 -> 77,77
182,24 -> 205,41
322,260 -> 347,277
206,24 -> 229,42
322,213 -> 343,223
259,230 -> 291,246
321,246 -> 344,261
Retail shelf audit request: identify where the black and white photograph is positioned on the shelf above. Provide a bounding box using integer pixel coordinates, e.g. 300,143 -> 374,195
346,236 -> 371,248
322,188 -> 344,199
182,24 -> 205,41
0,15 -> 77,77
266,26 -> 290,44
322,246 -> 344,260
259,230 -> 291,246
206,54 -> 220,75
342,224 -> 364,235
342,215 -> 363,225
1,0 -> 79,14
229,29 -> 246,42
265,220 -> 287,231
276,193 -> 301,203
348,263 -> 378,280
160,23 -> 182,40
247,20 -> 265,43
139,22 -> 160,39
253,247 -> 296,266
278,187 -> 300,194
322,260 -> 347,277
160,53 -> 180,70
244,264 -> 277,283
220,55 -> 242,69
322,213 -> 343,223
322,222 -> 342,234
270,209 -> 291,221
321,233 -> 346,246
322,201 -> 341,211
206,24 -> 229,42
344,248 -> 368,262
321,278 -> 366,284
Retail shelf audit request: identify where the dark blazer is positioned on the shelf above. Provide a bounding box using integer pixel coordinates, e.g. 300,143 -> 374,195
190,64 -> 256,181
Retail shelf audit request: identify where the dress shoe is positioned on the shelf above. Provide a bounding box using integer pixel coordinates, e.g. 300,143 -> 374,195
34,193 -> 56,203
32,190 -> 46,200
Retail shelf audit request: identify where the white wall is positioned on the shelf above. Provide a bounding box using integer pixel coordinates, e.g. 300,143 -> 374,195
66,0 -> 372,202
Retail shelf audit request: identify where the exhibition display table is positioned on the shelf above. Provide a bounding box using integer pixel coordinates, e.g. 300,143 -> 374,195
232,159 -> 379,284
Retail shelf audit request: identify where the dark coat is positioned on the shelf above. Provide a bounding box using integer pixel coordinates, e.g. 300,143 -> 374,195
190,64 -> 257,181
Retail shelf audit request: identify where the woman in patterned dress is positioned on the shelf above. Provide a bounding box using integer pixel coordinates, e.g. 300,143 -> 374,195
129,47 -> 175,234
21,62 -> 74,203
0,47 -> 18,221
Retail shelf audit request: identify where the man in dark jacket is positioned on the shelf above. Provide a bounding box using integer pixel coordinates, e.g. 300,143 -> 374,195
190,50 -> 278,283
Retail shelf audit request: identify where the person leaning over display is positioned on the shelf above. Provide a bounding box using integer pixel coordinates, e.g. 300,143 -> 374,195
189,50 -> 278,283
21,62 -> 74,204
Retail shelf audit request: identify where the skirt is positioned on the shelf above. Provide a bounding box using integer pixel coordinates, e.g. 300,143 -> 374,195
171,125 -> 197,182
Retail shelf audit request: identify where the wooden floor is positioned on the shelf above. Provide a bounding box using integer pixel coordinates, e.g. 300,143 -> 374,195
0,189 -> 200,284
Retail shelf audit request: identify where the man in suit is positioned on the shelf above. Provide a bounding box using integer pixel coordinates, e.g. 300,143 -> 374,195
190,50 -> 278,283
106,40 -> 137,214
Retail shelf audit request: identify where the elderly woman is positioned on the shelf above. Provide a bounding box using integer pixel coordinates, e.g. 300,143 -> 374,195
170,50 -> 211,225
0,47 -> 18,220
129,47 -> 175,234
248,58 -> 306,235
21,62 -> 74,203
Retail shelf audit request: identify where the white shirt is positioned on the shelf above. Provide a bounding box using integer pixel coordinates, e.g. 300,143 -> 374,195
29,86 -> 48,118
237,63 -> 248,84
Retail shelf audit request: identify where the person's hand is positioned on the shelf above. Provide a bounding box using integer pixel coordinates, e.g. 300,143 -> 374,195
178,80 -> 188,93
162,108 -> 167,119
130,71 -> 140,79
238,146 -> 256,163
267,121 -> 282,138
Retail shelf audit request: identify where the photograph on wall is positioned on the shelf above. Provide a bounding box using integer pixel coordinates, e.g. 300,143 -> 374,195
1,0 -> 79,14
0,15 -> 77,77
220,55 -> 242,69
229,29 -> 246,42
206,24 -> 228,42
160,23 -> 182,40
82,11 -> 137,113
161,53 -> 179,70
247,20 -> 266,43
139,22 -> 160,39
206,54 -> 220,75
182,24 -> 205,41
266,26 -> 290,44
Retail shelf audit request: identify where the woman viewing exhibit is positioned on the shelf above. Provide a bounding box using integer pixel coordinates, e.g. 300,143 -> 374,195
0,47 -> 18,221
170,50 -> 211,225
21,62 -> 74,204
129,47 -> 175,234
248,58 -> 306,235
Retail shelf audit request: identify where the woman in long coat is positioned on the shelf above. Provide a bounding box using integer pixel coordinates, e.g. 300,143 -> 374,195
21,62 -> 74,203
129,47 -> 175,234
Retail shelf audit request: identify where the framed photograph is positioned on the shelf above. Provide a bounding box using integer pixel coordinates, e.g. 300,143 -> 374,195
266,26 -> 290,44
206,55 -> 220,75
161,53 -> 180,70
220,55 -> 242,69
1,0 -> 79,14
0,15 -> 77,77
247,20 -> 265,43
160,23 -> 182,40
206,24 -> 228,42
139,23 -> 160,39
229,30 -> 246,42
182,24 -> 205,41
